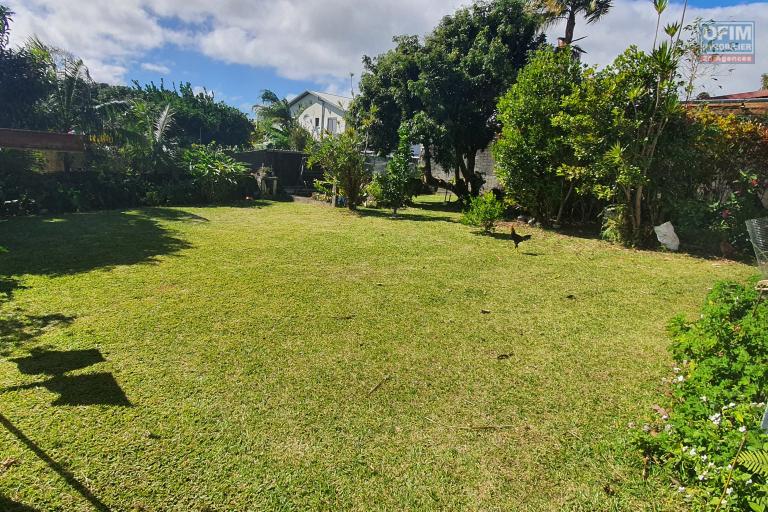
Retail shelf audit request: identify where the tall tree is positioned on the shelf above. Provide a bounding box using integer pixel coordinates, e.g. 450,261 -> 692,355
537,0 -> 613,45
253,89 -> 311,151
352,0 -> 543,202
28,38 -> 95,133
762,73 -> 768,90
0,6 -> 53,129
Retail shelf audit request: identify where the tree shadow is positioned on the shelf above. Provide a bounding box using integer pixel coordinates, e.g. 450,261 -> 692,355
0,210 -> 191,278
140,207 -> 210,223
3,349 -> 131,407
0,310 -> 73,356
356,207 -> 458,224
410,198 -> 463,214
0,494 -> 41,512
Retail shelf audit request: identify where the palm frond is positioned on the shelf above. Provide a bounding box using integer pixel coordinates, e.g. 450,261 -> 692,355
738,450 -> 768,478
154,104 -> 175,145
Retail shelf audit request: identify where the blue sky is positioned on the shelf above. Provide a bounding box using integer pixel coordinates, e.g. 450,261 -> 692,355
8,0 -> 768,114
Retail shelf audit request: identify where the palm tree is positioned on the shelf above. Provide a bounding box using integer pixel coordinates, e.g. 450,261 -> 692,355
537,0 -> 613,47
252,90 -> 311,151
27,38 -> 94,133
0,6 -> 13,51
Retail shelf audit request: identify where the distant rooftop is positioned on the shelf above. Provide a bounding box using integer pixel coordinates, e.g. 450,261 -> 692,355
288,90 -> 353,111
709,89 -> 768,100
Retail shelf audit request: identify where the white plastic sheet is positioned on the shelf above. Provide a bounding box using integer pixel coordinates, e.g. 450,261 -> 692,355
654,221 -> 680,251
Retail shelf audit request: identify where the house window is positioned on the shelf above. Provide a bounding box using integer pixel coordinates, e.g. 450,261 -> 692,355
327,118 -> 337,133
315,117 -> 320,128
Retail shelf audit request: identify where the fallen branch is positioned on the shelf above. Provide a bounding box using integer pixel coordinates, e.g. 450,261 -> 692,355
367,375 -> 391,396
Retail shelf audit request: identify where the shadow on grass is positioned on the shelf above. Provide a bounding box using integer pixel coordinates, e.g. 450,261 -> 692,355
0,349 -> 130,509
0,413 -> 112,511
0,494 -> 41,512
0,210 -> 192,278
356,207 -> 458,224
410,198 -> 463,214
2,348 -> 131,407
0,311 -> 73,356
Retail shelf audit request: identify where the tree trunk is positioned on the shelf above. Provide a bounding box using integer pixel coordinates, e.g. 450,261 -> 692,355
421,145 -> 458,194
564,9 -> 577,44
556,180 -> 575,226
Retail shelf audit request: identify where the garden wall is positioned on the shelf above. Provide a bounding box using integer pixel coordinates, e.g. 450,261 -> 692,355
231,149 -> 321,190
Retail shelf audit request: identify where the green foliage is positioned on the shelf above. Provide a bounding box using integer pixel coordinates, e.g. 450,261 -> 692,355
307,131 -> 370,210
635,281 -> 768,509
132,82 -> 252,147
373,125 -> 417,214
182,144 -> 250,203
461,192 -> 505,232
739,451 -> 768,479
0,7 -> 53,129
352,0 -> 543,201
494,46 -> 584,225
253,89 -> 312,151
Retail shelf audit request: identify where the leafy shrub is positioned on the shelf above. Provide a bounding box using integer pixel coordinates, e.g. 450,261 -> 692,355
307,130 -> 369,210
635,281 -> 768,510
373,125 -> 417,214
461,192 -> 504,233
494,46 -> 583,226
182,144 -> 250,203
364,179 -> 384,205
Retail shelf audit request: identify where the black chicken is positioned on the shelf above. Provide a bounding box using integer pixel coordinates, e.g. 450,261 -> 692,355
510,227 -> 532,249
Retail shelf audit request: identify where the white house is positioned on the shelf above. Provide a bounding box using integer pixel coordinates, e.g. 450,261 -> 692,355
287,91 -> 352,139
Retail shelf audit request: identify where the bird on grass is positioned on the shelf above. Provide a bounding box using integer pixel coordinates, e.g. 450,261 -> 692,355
509,226 -> 532,249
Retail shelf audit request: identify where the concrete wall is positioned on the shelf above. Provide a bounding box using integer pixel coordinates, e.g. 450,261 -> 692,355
429,146 -> 500,191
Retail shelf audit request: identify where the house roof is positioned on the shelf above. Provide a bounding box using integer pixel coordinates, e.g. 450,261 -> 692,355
709,89 -> 768,100
287,90 -> 353,112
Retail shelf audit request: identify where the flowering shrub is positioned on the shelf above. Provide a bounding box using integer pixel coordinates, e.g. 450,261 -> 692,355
635,281 -> 768,509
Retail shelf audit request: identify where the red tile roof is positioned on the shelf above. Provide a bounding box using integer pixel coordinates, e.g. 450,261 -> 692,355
710,89 -> 768,100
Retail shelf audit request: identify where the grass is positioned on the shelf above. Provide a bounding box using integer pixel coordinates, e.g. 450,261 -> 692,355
0,195 -> 755,511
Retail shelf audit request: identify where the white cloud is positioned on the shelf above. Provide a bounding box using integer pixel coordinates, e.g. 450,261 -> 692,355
141,62 -> 172,75
5,0 -> 766,95
545,0 -> 768,95
5,0 -> 181,83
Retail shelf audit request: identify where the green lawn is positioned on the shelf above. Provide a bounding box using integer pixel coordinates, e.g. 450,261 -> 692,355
0,196 -> 755,511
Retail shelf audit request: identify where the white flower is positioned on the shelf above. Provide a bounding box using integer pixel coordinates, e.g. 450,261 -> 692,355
726,487 -> 733,495
662,414 -> 669,420
727,464 -> 733,470
708,462 -> 715,468
728,402 -> 736,408
677,486 -> 686,493
739,426 -> 747,433
689,448 -> 697,456
701,455 -> 708,462
747,479 -> 753,485
709,413 -> 722,426
700,396 -> 708,402
698,471 -> 708,481
676,375 -> 684,382
665,424 -> 673,432
673,367 -> 681,373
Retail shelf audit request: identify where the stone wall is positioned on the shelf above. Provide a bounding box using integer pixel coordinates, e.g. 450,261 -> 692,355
428,146 -> 500,191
